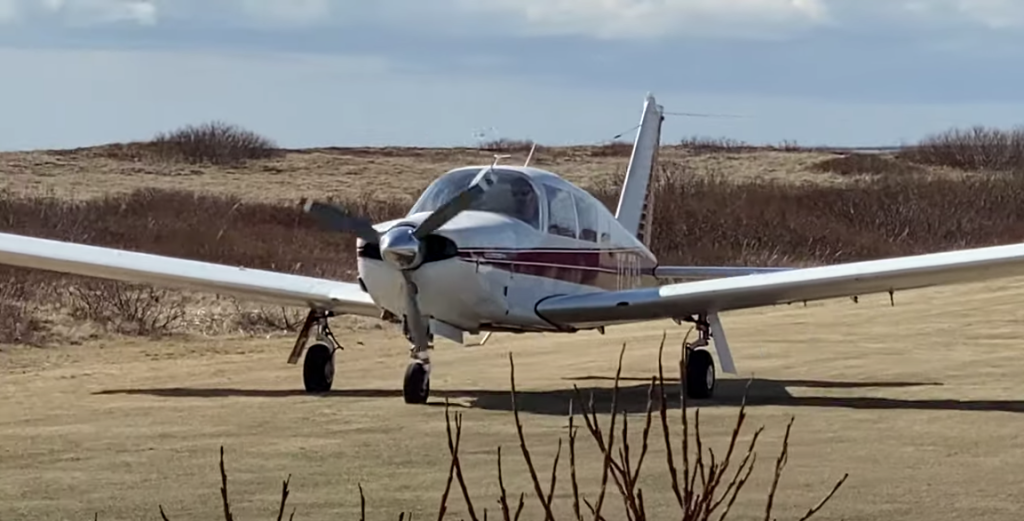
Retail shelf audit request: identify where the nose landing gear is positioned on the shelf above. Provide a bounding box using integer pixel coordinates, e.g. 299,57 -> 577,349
402,315 -> 434,404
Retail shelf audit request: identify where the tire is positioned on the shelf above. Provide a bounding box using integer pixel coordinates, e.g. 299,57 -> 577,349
685,348 -> 715,399
303,343 -> 335,393
403,361 -> 430,404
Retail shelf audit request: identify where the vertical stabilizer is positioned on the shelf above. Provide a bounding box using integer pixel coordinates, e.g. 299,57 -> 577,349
614,93 -> 664,246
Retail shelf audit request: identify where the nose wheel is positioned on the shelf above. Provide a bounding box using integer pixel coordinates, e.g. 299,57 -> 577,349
402,316 -> 433,404
403,359 -> 431,404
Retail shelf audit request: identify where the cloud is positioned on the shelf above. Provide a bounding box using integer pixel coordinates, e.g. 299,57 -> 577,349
0,0 -> 156,25
0,0 -> 18,22
231,0 -> 331,26
453,0 -> 831,39
950,0 -> 1024,28
4,1 -> 1024,38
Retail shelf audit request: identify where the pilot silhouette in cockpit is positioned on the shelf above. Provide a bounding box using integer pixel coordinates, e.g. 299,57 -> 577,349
509,177 -> 539,227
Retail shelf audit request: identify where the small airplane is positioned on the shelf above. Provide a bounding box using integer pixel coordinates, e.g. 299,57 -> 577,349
5,93 -> 1024,405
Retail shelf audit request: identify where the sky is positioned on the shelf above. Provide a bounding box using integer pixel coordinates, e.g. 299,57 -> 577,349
2,0 -> 1024,150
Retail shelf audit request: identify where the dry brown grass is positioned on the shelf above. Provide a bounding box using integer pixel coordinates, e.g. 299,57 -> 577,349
0,136 -> 891,204
5,281 -> 1024,520
116,334 -> 847,521
808,153 -> 924,177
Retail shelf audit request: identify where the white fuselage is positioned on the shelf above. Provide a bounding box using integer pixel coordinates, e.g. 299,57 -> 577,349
357,208 -> 658,334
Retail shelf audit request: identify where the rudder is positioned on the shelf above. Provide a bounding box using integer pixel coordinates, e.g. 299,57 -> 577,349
614,93 -> 664,248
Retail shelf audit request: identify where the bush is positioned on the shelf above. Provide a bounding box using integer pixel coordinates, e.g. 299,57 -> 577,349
148,334 -> 846,520
149,121 -> 280,166
899,125 -> 1024,172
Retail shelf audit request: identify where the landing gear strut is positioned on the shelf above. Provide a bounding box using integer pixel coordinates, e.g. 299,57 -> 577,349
288,309 -> 343,394
677,313 -> 716,399
402,315 -> 434,404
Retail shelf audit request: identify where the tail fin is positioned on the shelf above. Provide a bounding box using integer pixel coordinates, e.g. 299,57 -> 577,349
614,93 -> 664,248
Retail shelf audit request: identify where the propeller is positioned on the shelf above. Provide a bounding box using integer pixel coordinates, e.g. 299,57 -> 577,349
300,199 -> 380,244
300,166 -> 500,349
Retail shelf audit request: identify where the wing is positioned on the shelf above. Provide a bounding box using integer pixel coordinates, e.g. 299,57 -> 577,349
538,241 -> 1024,329
0,231 -> 381,317
654,265 -> 793,281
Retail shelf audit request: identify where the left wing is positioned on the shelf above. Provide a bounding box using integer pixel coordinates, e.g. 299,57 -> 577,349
654,265 -> 793,281
0,232 -> 381,317
538,241 -> 1024,329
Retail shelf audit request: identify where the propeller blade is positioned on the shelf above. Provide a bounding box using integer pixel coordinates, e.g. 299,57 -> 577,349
413,167 -> 497,240
301,198 -> 380,244
401,271 -> 431,349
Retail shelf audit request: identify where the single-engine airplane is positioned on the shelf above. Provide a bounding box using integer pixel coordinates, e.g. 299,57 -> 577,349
5,93 -> 1024,404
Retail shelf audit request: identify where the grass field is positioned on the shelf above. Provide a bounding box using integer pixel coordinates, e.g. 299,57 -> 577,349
4,129 -> 1024,520
4,279 -> 1024,520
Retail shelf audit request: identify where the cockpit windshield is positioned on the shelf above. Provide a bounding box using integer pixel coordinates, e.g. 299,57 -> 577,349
408,167 -> 542,229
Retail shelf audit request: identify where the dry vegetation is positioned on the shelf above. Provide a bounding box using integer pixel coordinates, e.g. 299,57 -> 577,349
6,122 -> 1024,343
5,120 -> 1024,518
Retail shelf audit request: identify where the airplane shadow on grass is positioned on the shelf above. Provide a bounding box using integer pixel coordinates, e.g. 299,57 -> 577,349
92,375 -> 1024,416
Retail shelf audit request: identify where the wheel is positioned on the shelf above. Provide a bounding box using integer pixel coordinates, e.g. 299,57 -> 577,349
403,360 -> 430,404
303,343 -> 335,393
684,348 -> 715,399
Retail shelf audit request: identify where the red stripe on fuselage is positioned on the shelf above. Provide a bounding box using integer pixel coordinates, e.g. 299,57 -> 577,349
457,247 -> 658,291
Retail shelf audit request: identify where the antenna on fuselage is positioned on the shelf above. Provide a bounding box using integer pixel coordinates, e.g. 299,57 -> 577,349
492,154 -> 511,168
523,142 -> 537,167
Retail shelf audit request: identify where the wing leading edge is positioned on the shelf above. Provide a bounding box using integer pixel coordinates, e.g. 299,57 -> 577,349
538,241 -> 1024,329
653,265 -> 793,281
0,231 -> 380,317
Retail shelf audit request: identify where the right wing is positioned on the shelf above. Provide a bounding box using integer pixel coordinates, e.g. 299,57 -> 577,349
0,231 -> 381,317
537,241 -> 1024,330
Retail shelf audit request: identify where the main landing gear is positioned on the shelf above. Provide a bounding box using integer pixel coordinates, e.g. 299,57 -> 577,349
676,313 -> 718,399
288,310 -> 342,394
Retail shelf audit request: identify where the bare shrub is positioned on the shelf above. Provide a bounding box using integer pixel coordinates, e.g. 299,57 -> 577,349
899,125 -> 1024,172
0,268 -> 44,345
231,304 -> 307,335
679,137 -> 807,155
589,141 -> 635,157
636,166 -> 1024,266
810,153 -> 923,177
680,136 -> 751,155
148,333 -> 845,520
62,279 -> 187,337
479,138 -> 536,153
148,121 -> 280,166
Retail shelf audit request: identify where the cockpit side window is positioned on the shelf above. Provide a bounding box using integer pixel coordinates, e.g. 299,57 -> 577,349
544,183 -> 578,239
407,167 -> 542,229
573,190 -> 601,242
